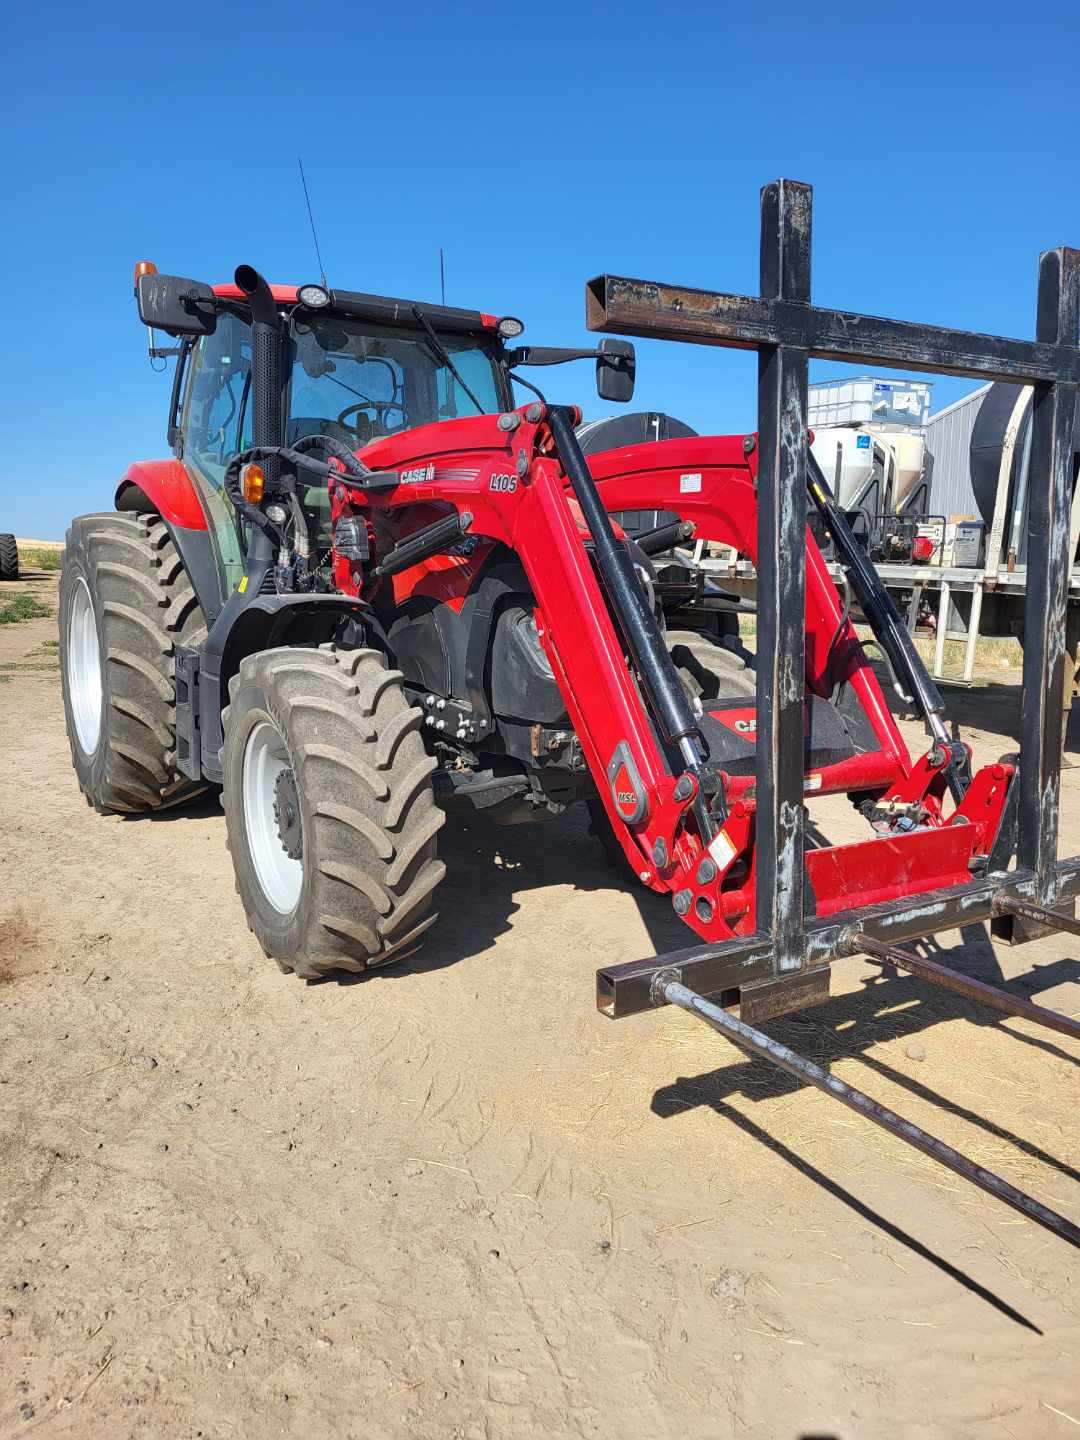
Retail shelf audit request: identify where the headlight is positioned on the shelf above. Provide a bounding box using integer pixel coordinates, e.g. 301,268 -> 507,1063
298,283 -> 331,309
496,315 -> 524,340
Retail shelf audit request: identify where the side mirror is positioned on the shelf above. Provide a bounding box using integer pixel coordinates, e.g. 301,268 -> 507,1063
596,338 -> 635,403
136,273 -> 217,338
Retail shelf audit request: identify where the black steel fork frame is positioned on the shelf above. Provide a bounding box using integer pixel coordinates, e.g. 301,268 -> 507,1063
587,178 -> 1080,1018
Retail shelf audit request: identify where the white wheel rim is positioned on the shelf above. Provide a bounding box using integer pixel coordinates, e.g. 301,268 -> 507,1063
242,721 -> 303,914
67,577 -> 103,754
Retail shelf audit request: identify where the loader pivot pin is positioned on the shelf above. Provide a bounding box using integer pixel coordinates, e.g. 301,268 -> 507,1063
655,976 -> 1080,1248
846,931 -> 1080,1043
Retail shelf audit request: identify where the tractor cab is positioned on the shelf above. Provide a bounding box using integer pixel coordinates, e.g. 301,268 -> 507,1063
132,265 -> 635,600
137,269 -> 515,593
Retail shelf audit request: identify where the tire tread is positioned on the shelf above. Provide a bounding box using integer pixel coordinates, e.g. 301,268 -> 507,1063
223,644 -> 444,977
59,512 -> 206,813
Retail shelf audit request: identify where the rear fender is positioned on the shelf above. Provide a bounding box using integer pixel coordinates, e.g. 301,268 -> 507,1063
115,460 -> 225,621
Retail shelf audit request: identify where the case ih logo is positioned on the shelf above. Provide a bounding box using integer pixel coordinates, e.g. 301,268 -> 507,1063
713,707 -> 758,738
711,706 -> 810,738
399,463 -> 436,485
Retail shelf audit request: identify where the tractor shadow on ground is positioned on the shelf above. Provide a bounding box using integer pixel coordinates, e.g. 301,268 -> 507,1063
322,802 -> 690,989
651,929 -> 1080,1182
653,1072 -> 1047,1333
122,789 -> 224,824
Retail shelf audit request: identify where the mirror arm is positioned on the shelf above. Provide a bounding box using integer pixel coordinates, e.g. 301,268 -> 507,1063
505,346 -> 605,367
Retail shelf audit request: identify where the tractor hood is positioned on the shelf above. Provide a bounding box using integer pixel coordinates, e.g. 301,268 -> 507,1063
355,412 -> 521,472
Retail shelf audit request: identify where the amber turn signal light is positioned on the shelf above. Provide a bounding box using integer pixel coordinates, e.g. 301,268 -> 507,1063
241,463 -> 266,504
133,259 -> 157,294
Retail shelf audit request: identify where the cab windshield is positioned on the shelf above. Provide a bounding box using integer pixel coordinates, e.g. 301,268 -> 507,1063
289,315 -> 503,448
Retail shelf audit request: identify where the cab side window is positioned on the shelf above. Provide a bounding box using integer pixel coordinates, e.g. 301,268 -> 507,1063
181,315 -> 252,487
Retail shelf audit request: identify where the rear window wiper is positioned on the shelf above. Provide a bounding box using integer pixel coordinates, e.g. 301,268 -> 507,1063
411,305 -> 485,416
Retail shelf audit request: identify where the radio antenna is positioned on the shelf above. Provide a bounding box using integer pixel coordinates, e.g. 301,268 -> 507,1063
298,156 -> 328,288
439,247 -> 446,305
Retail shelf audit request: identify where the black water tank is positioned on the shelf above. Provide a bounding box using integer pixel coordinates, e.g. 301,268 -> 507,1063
576,411 -> 698,455
970,382 -> 1080,561
577,411 -> 698,536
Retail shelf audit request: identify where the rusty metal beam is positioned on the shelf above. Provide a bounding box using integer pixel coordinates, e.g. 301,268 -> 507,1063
1019,247 -> 1080,903
585,275 -> 1080,386
847,931 -> 1080,1042
995,895 -> 1080,938
596,861 -> 1080,1019
657,975 -> 1080,1247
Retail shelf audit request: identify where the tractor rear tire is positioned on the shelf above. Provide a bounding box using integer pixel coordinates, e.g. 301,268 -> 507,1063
0,534 -> 18,581
221,644 -> 446,979
58,512 -> 207,813
664,628 -> 757,704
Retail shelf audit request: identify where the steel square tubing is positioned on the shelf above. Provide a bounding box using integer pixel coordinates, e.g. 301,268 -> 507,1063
1019,248 -> 1080,901
755,179 -> 810,974
596,860 -> 1080,1018
585,277 -> 1080,385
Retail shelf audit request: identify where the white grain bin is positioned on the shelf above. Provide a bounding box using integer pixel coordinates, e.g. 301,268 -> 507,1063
810,428 -> 876,508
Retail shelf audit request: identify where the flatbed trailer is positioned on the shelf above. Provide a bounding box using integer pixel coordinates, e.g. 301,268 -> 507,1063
691,550 -> 1080,689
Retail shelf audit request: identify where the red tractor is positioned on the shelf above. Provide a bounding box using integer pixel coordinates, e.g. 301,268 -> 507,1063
58,262 -> 1009,982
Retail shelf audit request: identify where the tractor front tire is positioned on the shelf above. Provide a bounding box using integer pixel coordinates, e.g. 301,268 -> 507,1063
0,534 -> 18,581
221,645 -> 446,978
58,513 -> 206,813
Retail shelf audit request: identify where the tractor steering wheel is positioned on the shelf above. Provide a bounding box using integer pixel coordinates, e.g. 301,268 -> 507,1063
336,401 -> 407,435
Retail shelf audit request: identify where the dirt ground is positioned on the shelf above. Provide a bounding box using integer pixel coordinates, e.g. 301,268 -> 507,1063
1,568 -> 1078,1440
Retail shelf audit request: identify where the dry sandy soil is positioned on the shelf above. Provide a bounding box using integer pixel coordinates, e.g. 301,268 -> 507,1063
1,568 -> 1078,1439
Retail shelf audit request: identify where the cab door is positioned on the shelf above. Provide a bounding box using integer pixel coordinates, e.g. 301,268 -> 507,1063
177,312 -> 253,593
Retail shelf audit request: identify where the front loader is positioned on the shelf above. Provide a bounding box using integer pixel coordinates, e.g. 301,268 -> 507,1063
58,190 -> 1080,1248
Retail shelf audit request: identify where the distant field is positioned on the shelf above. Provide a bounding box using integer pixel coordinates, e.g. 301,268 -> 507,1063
15,541 -> 63,571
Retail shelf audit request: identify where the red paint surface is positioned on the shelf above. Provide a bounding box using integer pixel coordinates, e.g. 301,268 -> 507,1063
212,282 -> 300,305
318,406 -> 1011,944
115,460 -> 207,531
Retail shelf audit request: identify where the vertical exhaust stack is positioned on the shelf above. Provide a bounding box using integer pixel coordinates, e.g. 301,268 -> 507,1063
234,265 -> 285,471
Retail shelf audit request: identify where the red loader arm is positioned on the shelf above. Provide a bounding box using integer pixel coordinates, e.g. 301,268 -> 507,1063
327,407 -> 1011,945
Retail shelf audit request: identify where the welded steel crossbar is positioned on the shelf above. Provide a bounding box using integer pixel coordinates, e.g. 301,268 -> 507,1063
588,177 -> 1080,1015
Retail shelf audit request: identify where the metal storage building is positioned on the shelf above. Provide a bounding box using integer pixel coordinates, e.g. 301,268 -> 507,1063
925,385 -> 990,519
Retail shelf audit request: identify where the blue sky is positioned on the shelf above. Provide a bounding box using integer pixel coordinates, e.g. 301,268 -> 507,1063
2,0 -> 1077,538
